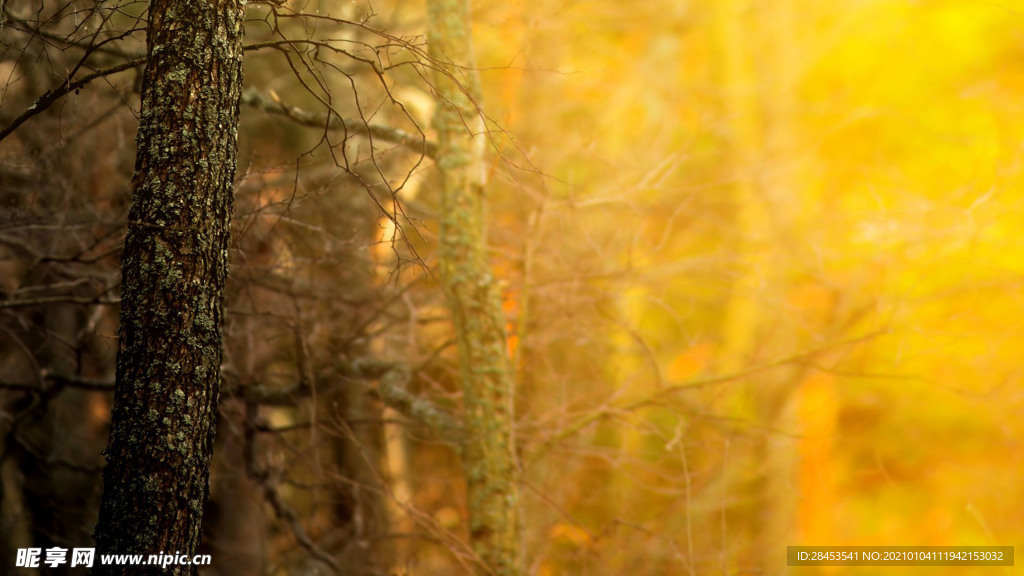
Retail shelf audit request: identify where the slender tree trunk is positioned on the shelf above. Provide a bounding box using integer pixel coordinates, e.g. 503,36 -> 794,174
714,1 -> 804,572
714,0 -> 768,376
426,2 -> 519,575
92,0 -> 244,573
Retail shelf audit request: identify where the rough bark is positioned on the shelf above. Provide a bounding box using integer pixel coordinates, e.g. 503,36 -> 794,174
92,0 -> 244,573
426,2 -> 519,575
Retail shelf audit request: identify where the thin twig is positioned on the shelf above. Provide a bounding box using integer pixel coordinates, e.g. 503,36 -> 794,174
530,330 -> 887,461
240,88 -> 437,158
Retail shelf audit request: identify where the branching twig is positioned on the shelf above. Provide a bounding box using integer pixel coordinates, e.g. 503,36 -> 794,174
221,358 -> 462,440
243,402 -> 341,575
0,295 -> 120,309
530,330 -> 887,461
241,88 -> 437,158
0,58 -> 145,143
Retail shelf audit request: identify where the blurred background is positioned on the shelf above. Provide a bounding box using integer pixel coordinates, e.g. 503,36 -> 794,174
2,0 -> 1024,574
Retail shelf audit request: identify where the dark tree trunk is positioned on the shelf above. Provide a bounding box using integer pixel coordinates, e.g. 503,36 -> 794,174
92,0 -> 244,573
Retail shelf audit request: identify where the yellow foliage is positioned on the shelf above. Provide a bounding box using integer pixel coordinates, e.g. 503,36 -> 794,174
547,523 -> 593,549
667,343 -> 713,381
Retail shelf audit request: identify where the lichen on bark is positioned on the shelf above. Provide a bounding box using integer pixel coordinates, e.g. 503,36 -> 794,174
92,0 -> 244,573
427,1 -> 520,575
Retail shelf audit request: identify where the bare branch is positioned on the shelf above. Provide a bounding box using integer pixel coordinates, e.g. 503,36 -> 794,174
0,295 -> 120,309
241,88 -> 437,158
530,330 -> 888,461
221,358 -> 462,439
0,58 -> 145,143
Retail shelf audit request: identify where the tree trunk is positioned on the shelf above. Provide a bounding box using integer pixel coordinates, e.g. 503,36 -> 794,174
92,0 -> 244,573
426,2 -> 519,575
714,1 -> 804,572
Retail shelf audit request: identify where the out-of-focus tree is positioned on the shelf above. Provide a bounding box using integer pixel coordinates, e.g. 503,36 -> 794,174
427,0 -> 519,574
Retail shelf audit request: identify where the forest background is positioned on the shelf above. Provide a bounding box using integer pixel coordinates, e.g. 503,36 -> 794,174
2,0 -> 1023,575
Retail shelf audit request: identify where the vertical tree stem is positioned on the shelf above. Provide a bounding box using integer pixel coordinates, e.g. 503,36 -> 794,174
426,1 -> 519,574
93,0 -> 244,573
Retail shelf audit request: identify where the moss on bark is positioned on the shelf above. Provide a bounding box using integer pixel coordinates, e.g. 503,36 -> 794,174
427,1 -> 519,575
